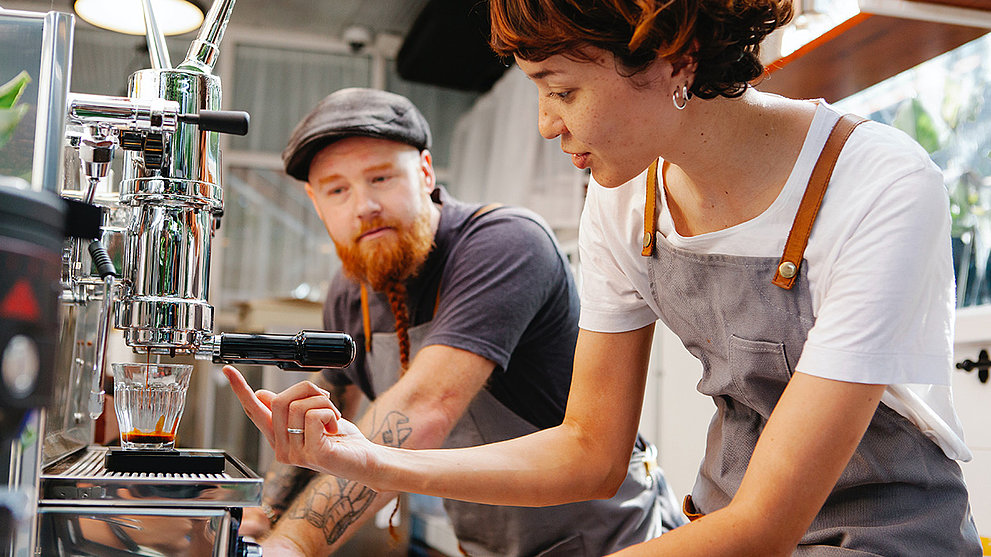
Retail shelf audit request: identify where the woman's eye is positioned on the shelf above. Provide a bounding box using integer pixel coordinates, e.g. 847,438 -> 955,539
549,90 -> 572,101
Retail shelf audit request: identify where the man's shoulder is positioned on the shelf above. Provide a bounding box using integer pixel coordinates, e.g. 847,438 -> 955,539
324,272 -> 362,315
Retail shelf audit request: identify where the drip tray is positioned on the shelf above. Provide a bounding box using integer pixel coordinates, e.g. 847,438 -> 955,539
105,449 -> 226,474
40,446 -> 262,508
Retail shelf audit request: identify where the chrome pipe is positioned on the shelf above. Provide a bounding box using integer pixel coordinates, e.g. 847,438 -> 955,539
178,0 -> 236,74
67,93 -> 179,132
88,274 -> 113,419
140,0 -> 171,70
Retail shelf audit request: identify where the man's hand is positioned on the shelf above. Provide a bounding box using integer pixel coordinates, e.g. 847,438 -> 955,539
223,365 -> 379,484
239,506 -> 272,539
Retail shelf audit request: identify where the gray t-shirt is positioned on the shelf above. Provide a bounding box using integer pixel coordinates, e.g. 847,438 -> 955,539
323,187 -> 579,429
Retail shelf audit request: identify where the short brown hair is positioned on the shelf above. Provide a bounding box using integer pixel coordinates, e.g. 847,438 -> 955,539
489,0 -> 792,99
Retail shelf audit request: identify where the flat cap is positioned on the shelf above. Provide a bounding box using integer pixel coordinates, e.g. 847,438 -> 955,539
282,88 -> 432,181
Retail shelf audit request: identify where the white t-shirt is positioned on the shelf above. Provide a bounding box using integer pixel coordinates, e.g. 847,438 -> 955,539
578,101 -> 971,461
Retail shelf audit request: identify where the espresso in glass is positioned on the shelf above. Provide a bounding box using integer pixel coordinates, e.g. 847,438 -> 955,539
112,362 -> 192,450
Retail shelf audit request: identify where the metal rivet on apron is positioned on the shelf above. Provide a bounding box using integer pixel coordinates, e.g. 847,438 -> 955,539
778,261 -> 798,279
643,231 -> 652,249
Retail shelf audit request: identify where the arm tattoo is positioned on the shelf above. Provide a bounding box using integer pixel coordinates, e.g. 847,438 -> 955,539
286,410 -> 412,546
262,461 -> 317,514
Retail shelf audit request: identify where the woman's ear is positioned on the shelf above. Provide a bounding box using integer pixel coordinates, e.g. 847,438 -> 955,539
669,38 -> 699,81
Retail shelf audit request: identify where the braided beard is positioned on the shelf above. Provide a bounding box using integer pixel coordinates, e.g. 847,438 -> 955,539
334,198 -> 434,372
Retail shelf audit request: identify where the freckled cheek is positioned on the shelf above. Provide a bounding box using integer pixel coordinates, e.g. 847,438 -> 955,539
573,105 -> 611,148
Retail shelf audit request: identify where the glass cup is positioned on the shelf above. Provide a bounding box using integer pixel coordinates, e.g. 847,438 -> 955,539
112,362 -> 192,450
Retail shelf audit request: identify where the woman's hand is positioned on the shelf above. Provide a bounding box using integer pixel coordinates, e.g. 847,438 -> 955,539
223,365 -> 378,482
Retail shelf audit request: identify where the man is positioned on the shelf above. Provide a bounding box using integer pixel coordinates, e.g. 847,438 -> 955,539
241,88 -> 685,556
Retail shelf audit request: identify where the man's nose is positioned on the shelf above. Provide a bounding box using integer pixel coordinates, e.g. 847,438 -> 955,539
352,185 -> 382,218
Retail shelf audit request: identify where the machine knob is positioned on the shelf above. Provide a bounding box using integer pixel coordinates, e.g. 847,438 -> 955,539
1,336 -> 39,399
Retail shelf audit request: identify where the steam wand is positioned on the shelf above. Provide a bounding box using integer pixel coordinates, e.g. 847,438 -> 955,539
87,241 -> 117,419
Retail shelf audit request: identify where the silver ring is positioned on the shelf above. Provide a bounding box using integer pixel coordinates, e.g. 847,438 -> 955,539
287,428 -> 305,435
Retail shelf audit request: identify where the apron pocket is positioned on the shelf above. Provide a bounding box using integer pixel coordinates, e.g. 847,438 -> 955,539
728,335 -> 793,419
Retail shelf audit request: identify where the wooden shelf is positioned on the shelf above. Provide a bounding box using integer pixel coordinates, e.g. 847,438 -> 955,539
756,11 -> 988,102
911,0 -> 989,10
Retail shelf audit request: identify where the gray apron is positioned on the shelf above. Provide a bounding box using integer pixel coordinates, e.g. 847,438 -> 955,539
365,316 -> 685,556
642,115 -> 981,555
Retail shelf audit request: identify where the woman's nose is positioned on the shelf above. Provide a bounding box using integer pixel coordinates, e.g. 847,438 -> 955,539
537,103 -> 566,140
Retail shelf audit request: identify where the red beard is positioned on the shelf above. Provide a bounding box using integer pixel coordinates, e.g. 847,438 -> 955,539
334,204 -> 435,292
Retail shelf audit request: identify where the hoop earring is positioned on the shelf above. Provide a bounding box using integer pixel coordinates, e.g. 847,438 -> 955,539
672,84 -> 691,110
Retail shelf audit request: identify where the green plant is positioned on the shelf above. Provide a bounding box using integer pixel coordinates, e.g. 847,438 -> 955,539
0,70 -> 32,151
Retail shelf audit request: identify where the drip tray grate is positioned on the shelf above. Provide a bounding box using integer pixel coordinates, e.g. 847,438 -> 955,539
40,446 -> 262,508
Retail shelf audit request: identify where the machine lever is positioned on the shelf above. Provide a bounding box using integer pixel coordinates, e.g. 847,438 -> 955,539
87,240 -> 117,278
178,110 -> 250,135
213,331 -> 355,370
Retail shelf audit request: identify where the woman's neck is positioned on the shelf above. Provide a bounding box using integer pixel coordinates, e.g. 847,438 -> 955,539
660,90 -> 816,236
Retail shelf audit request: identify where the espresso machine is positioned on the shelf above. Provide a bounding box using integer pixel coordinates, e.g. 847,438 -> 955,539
0,2 -> 355,555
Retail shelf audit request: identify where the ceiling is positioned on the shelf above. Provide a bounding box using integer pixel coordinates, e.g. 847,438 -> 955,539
3,0 -> 507,91
6,0 -> 988,95
3,0 -> 432,39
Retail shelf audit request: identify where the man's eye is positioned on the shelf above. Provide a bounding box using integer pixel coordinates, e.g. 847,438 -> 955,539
371,175 -> 393,184
549,90 -> 571,100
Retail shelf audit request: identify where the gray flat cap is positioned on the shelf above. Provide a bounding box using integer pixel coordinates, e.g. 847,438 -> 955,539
282,88 -> 432,181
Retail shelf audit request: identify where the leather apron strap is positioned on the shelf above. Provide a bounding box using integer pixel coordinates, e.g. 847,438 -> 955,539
359,202 -> 505,354
642,160 -> 660,256
772,114 -> 866,289
641,114 -> 867,290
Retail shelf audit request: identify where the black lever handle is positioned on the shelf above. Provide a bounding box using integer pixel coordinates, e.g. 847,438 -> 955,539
179,110 -> 250,136
215,331 -> 355,371
87,240 -> 117,278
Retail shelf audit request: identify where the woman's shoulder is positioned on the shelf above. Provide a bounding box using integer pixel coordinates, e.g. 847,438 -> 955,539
581,169 -> 651,251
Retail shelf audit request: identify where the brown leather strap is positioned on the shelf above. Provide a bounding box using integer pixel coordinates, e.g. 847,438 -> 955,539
772,114 -> 867,289
642,159 -> 659,256
360,283 -> 372,354
683,494 -> 705,522
473,202 -> 503,219
358,202 -> 506,350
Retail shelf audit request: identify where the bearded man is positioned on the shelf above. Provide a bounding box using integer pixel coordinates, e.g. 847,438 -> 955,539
238,88 -> 685,557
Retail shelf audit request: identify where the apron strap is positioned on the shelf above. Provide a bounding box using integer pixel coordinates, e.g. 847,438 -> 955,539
360,283 -> 373,354
772,114 -> 867,289
682,494 -> 705,522
358,202 -> 506,353
642,160 -> 660,256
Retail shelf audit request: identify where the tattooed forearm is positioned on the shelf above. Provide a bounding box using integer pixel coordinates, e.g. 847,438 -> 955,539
369,409 -> 412,447
288,476 -> 379,544
284,409 -> 412,546
262,461 -> 317,514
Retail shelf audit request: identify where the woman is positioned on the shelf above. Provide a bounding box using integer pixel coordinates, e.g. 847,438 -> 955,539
226,0 -> 981,553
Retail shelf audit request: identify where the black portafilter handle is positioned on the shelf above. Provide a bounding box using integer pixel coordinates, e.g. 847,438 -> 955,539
178,110 -> 250,136
214,331 -> 355,371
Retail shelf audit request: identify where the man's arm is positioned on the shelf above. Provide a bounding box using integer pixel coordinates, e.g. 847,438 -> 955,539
262,344 -> 495,556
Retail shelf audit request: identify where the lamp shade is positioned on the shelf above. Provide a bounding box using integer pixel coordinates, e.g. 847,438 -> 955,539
73,0 -> 205,36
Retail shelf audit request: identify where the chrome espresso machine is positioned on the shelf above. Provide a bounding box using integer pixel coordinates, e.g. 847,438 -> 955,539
0,2 -> 355,555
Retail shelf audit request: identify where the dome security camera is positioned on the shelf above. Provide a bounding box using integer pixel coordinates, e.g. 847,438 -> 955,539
343,26 -> 372,53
